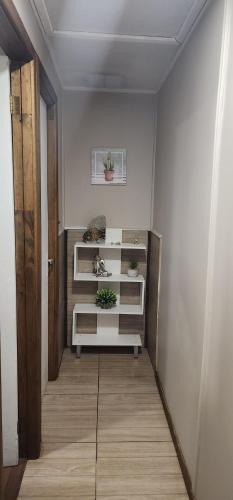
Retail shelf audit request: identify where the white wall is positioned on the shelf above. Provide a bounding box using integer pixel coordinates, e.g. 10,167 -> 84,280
153,0 -> 225,485
63,91 -> 156,229
13,0 -> 64,231
195,1 -> 233,498
0,56 -> 18,466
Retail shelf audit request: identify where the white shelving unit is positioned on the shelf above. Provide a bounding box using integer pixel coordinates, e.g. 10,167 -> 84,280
72,228 -> 146,356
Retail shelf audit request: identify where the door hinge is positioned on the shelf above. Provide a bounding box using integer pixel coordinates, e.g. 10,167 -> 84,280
10,94 -> 21,115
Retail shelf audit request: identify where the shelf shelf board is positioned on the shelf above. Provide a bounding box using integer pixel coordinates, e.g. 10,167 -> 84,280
74,241 -> 146,250
73,303 -> 143,315
72,332 -> 142,347
74,272 -> 145,283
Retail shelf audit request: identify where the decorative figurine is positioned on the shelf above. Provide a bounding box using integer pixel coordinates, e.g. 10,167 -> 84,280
93,255 -> 112,277
83,215 -> 106,243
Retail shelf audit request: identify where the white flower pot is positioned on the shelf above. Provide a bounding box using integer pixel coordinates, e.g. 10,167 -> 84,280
128,268 -> 138,277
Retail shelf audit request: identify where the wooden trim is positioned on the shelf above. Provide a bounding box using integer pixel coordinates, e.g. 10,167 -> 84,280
146,230 -> 162,370
11,65 -> 27,457
11,58 -> 42,459
0,0 -> 34,62
155,371 -> 194,500
39,59 -> 59,380
1,0 -> 59,461
2,460 -> 26,500
47,103 -> 59,380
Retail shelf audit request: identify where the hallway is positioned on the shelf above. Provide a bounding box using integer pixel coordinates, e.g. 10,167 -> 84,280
19,349 -> 188,498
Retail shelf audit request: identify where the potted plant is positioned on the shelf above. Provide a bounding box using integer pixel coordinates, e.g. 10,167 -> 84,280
103,152 -> 114,181
128,260 -> 138,277
96,288 -> 117,309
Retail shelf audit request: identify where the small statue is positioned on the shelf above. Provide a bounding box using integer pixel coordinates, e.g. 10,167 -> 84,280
83,215 -> 106,243
93,255 -> 112,277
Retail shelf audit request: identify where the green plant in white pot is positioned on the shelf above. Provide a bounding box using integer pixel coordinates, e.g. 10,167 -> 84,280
128,260 -> 138,277
103,152 -> 114,181
96,288 -> 117,309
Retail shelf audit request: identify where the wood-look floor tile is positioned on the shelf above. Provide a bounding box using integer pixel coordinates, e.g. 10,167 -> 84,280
41,442 -> 96,459
99,354 -> 151,364
43,394 -> 97,409
20,348 -> 188,499
52,374 -> 98,382
98,393 -> 160,406
19,476 -> 95,497
98,413 -> 167,428
98,427 -> 171,442
96,475 -> 187,496
45,376 -> 98,395
62,350 -> 98,363
42,413 -> 97,428
99,376 -> 157,394
19,497 -> 95,500
60,365 -> 98,376
97,457 -> 180,476
25,458 -> 95,476
45,385 -> 98,395
96,496 -> 188,500
99,366 -> 154,377
99,351 -> 149,362
97,442 -> 176,458
98,404 -> 163,416
42,408 -> 97,417
59,370 -> 98,379
42,427 -> 96,443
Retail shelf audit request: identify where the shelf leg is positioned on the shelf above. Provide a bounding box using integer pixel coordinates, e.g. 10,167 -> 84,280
134,346 -> 139,358
76,345 -> 82,358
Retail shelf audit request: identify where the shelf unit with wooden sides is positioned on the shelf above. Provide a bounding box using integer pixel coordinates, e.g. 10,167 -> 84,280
68,228 -> 148,357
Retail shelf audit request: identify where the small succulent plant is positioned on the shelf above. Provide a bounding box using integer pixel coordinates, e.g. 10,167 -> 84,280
129,260 -> 138,270
96,288 -> 117,309
103,152 -> 114,171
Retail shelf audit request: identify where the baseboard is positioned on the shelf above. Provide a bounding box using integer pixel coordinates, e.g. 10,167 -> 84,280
155,371 -> 195,500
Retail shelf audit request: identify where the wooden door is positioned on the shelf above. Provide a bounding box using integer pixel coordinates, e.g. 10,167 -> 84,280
11,59 -> 41,459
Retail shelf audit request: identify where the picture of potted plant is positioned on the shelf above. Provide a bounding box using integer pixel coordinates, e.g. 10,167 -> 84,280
96,288 -> 117,309
103,152 -> 114,181
128,260 -> 138,277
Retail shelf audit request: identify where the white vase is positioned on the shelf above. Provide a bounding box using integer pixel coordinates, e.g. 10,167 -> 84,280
128,268 -> 138,277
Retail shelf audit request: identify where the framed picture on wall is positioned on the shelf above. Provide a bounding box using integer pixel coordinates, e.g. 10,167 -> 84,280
91,148 -> 127,185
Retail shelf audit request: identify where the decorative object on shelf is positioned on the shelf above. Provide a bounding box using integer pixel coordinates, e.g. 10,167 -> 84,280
93,255 -> 112,277
96,288 -> 117,309
103,152 -> 114,181
83,215 -> 106,243
91,148 -> 126,185
128,259 -> 138,277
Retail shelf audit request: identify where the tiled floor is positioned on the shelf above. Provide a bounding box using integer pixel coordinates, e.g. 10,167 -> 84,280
19,349 -> 188,499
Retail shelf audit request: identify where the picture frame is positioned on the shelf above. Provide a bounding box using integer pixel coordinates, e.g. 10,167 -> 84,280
91,148 -> 127,185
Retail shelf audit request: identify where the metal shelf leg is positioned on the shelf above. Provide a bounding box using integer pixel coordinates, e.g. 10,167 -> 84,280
76,345 -> 82,358
134,346 -> 139,358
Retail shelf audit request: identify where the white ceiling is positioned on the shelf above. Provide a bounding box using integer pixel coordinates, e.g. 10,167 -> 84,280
32,0 -> 208,93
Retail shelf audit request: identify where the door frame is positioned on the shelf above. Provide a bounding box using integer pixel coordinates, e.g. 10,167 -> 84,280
0,0 -> 59,458
40,66 -> 59,381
